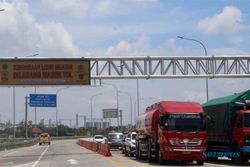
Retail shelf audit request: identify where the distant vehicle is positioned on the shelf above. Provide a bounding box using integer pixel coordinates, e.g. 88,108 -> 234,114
124,132 -> 137,156
107,132 -> 123,150
39,133 -> 51,145
93,135 -> 106,143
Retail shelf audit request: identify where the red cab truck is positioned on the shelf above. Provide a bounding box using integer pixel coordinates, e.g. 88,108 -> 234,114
203,90 -> 250,165
136,101 -> 207,165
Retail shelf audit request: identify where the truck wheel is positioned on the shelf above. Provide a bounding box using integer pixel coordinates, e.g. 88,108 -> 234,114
148,140 -> 154,162
158,151 -> 164,165
197,161 -> 204,165
136,142 -> 142,159
136,142 -> 139,159
138,146 -> 142,159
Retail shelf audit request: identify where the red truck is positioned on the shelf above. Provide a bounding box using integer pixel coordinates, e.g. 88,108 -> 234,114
203,90 -> 250,165
136,101 -> 207,165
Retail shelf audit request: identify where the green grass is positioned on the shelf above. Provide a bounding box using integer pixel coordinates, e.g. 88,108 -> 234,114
0,140 -> 38,151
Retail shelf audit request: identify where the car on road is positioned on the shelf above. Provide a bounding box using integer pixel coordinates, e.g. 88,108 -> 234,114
93,135 -> 106,143
39,133 -> 51,145
123,132 -> 136,156
107,132 -> 123,150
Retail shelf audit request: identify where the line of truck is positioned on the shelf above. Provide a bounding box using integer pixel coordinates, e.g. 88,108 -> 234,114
135,90 -> 250,165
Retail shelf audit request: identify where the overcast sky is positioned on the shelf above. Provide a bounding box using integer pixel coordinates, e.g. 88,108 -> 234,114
0,0 -> 249,127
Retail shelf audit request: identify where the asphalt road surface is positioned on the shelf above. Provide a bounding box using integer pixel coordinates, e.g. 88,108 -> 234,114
0,139 -> 248,167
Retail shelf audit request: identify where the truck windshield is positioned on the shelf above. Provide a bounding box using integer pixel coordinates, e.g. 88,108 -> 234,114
132,134 -> 136,139
163,114 -> 204,132
244,113 -> 250,128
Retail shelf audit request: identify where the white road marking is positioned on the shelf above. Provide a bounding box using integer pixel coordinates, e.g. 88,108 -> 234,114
206,163 -> 233,167
2,151 -> 18,157
31,145 -> 50,167
13,161 -> 35,167
67,159 -> 78,165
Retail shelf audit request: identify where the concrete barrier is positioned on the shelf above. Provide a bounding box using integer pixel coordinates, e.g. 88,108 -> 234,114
98,142 -> 112,157
77,139 -> 112,157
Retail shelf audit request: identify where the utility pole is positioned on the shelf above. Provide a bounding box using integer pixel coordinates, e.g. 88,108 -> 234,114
120,110 -> 122,127
25,96 -> 28,139
76,114 -> 79,128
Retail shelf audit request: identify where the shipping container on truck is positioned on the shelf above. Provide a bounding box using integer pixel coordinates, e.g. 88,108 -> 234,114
135,101 -> 207,165
203,90 -> 250,165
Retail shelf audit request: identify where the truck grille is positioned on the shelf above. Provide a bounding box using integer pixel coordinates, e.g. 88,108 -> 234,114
169,138 -> 202,146
245,136 -> 250,146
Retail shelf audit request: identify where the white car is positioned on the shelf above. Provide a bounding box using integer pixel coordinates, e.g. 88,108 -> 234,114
93,135 -> 106,143
124,132 -> 136,156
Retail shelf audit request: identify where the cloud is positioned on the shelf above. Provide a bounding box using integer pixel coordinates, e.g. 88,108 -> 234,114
183,90 -> 206,103
40,0 -> 159,19
105,35 -> 151,56
0,1 -> 80,57
213,47 -> 247,55
85,35 -> 195,57
197,6 -> 246,35
40,0 -> 89,19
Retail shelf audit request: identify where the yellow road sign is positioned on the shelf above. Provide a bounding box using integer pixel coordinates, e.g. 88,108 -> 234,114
0,58 -> 90,85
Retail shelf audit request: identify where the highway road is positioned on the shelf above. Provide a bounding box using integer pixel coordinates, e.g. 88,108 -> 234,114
0,139 -> 248,167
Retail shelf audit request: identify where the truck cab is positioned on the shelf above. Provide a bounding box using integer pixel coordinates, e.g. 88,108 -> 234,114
203,90 -> 250,165
158,113 -> 207,165
136,101 -> 207,165
232,109 -> 250,156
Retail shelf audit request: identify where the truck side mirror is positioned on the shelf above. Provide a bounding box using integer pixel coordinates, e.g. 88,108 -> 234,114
206,115 -> 215,126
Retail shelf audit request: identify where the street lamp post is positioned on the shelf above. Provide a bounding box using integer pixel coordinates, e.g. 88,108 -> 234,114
119,91 -> 132,125
101,82 -> 119,126
90,93 -> 102,136
118,63 -> 140,124
34,87 -> 37,127
13,87 -> 16,138
136,78 -> 140,120
177,36 -> 209,102
12,54 -> 39,138
56,87 -> 69,136
134,97 -> 160,122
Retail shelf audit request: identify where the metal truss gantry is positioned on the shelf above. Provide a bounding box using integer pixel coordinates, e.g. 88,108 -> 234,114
89,55 -> 250,79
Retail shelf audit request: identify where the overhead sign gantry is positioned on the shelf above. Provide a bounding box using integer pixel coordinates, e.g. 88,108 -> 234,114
0,55 -> 250,85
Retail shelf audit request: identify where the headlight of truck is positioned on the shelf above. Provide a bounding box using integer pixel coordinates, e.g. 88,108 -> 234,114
164,147 -> 173,152
244,136 -> 250,145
